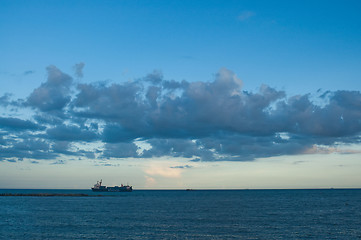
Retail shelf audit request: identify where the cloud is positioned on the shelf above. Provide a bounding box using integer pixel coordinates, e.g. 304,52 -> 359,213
141,138 -> 217,161
13,139 -> 50,152
0,93 -> 23,107
238,11 -> 256,21
74,62 -> 85,78
302,144 -> 361,155
51,141 -> 73,155
45,124 -> 99,142
0,117 -> 44,131
144,162 -> 182,178
51,160 -> 66,165
24,70 -> 34,75
102,123 -> 140,143
1,65 -> 361,163
0,94 -> 11,106
145,176 -> 156,187
0,137 -> 57,161
143,70 -> 163,84
74,81 -> 146,128
26,65 -> 72,111
170,165 -> 193,169
102,142 -> 139,158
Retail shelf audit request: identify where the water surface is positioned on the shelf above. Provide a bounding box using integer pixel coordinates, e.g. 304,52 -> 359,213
1,189 -> 360,239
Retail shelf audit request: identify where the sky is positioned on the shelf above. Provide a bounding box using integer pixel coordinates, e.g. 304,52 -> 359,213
1,0 -> 361,189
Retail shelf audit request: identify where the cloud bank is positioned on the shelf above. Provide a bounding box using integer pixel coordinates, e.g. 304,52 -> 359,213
1,65 -> 361,163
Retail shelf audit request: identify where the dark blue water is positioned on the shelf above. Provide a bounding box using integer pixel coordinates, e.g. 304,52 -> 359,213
1,189 -> 361,239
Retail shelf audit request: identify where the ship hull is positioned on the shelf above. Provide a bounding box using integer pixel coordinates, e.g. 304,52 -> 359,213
91,188 -> 108,192
107,187 -> 132,192
91,187 -> 132,192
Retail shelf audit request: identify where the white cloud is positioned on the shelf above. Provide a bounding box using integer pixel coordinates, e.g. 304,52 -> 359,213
144,161 -> 183,178
238,11 -> 255,21
145,175 -> 156,188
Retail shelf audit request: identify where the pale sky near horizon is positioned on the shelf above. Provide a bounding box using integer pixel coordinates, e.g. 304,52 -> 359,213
1,0 -> 361,189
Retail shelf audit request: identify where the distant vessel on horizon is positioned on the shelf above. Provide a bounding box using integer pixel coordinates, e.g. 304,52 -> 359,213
91,179 -> 133,192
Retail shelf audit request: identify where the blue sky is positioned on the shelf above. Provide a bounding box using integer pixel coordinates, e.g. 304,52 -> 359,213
1,0 -> 361,189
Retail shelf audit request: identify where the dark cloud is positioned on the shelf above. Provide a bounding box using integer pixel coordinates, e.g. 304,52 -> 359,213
24,70 -> 34,75
13,139 -> 50,152
74,81 -> 146,124
51,141 -> 73,155
0,117 -> 44,131
102,123 -> 139,143
195,133 -> 311,161
51,160 -> 66,165
33,113 -> 65,126
81,150 -> 96,159
2,65 -> 361,162
49,140 -> 96,159
0,93 -> 23,107
170,165 -> 193,169
143,70 -> 163,84
0,94 -> 11,107
26,65 -> 72,111
141,138 -> 215,161
74,62 -> 85,78
272,91 -> 361,137
0,139 -> 56,161
102,142 -> 139,158
46,125 -> 98,142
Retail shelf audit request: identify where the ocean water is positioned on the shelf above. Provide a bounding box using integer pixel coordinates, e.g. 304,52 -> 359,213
0,189 -> 361,239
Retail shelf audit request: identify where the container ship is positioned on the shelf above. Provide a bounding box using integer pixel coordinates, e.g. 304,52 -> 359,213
91,179 -> 133,192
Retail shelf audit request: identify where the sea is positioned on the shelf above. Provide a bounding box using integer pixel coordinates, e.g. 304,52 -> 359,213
0,189 -> 361,239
